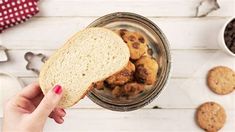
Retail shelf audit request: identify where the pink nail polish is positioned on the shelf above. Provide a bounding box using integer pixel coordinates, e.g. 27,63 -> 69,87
61,108 -> 66,114
53,85 -> 62,94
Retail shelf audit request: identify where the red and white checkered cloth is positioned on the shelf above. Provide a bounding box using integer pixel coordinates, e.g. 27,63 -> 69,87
0,0 -> 39,33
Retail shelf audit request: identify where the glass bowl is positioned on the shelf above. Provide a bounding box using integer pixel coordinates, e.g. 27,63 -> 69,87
87,12 -> 171,111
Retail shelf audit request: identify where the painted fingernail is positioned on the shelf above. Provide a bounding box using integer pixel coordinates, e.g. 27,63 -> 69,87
59,118 -> 64,124
59,109 -> 66,116
61,108 -> 66,114
53,85 -> 62,94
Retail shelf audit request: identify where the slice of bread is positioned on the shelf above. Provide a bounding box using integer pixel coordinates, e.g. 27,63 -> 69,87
39,27 -> 130,108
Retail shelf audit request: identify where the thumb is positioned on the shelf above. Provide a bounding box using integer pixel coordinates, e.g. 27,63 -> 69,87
31,85 -> 63,123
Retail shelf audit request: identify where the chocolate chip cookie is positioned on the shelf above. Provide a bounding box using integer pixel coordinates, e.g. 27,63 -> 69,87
207,66 -> 235,95
196,102 -> 226,132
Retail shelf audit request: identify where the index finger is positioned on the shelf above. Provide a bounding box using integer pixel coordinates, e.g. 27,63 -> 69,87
18,82 -> 42,99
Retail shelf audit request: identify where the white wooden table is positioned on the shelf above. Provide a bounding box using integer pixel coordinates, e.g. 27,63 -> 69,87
1,0 -> 235,131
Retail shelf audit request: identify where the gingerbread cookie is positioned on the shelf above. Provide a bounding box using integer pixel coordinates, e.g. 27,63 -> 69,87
207,66 -> 235,95
196,102 -> 226,132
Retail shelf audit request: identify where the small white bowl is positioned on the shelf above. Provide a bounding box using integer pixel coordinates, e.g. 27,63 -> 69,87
218,17 -> 235,57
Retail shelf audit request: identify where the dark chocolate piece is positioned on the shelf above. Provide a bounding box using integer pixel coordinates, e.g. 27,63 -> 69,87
224,19 -> 235,54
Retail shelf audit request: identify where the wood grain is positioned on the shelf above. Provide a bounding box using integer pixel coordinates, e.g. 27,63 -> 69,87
20,75 -> 235,110
28,109 -> 235,131
1,108 -> 234,131
1,49 -> 234,78
36,0 -> 234,17
1,0 -> 235,131
2,17 -> 230,50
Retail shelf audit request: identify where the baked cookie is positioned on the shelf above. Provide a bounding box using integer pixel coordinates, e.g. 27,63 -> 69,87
122,31 -> 147,44
126,41 -> 148,60
123,82 -> 145,96
115,29 -> 128,39
207,66 -> 235,95
115,29 -> 148,60
106,61 -> 135,85
124,31 -> 148,60
111,82 -> 145,97
93,81 -> 104,90
135,56 -> 158,85
111,86 -> 122,97
196,102 -> 226,132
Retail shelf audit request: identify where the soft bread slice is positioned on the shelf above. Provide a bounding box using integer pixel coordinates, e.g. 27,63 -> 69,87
39,28 -> 130,108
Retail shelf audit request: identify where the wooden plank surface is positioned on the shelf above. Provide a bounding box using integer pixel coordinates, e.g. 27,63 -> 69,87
20,74 -> 235,110
2,109 -> 235,132
1,0 -> 235,131
1,17 -> 231,50
36,0 -> 235,17
44,109 -> 235,132
0,50 -> 234,78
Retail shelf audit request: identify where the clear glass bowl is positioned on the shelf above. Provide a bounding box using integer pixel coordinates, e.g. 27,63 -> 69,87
87,12 -> 171,111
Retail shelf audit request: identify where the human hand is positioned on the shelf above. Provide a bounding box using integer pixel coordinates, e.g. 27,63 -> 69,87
2,82 -> 66,132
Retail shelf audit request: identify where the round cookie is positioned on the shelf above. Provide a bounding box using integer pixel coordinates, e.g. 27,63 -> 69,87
114,29 -> 148,60
122,31 -> 148,60
196,102 -> 226,132
207,66 -> 235,95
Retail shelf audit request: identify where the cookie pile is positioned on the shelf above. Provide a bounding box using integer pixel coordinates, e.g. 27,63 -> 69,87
196,66 -> 235,131
94,29 -> 159,98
